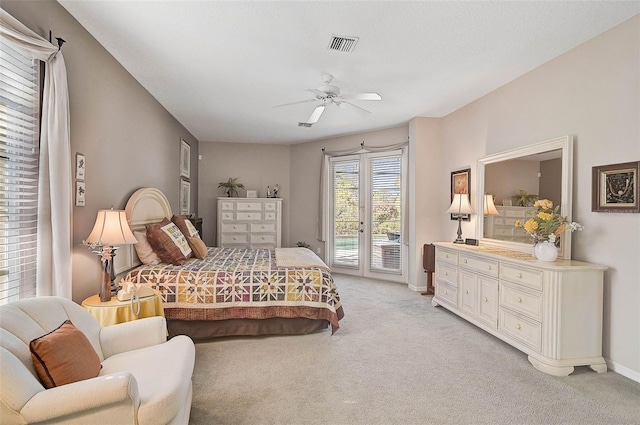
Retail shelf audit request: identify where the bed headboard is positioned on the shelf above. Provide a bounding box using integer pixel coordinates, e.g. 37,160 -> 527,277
114,187 -> 172,274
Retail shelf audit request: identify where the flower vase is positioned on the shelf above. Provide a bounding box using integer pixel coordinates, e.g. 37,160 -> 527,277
534,241 -> 558,262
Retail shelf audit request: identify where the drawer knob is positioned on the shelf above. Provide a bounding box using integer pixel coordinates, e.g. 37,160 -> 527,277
517,297 -> 523,303
483,297 -> 488,302
487,266 -> 492,270
261,237 -> 265,240
516,324 -> 522,330
517,273 -> 522,278
444,272 -> 448,276
463,259 -> 468,264
444,290 -> 448,295
233,237 -> 237,241
233,226 -> 237,230
465,289 -> 469,294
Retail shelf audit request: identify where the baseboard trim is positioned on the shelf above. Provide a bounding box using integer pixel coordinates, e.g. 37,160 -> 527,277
408,283 -> 427,292
606,358 -> 640,383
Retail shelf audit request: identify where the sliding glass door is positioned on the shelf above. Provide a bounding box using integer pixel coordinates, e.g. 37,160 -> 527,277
328,150 -> 407,282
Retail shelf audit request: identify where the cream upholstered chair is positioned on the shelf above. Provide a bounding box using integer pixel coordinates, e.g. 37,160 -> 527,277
0,296 -> 195,425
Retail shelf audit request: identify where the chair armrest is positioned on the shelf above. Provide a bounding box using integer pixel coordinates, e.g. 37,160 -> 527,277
20,372 -> 139,424
100,316 -> 167,358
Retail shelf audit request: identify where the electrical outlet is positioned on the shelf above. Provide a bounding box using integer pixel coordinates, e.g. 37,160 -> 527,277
316,247 -> 321,254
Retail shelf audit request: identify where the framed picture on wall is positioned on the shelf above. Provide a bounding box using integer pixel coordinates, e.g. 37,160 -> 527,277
180,178 -> 190,215
75,153 -> 85,180
451,168 -> 471,221
592,161 -> 639,213
180,139 -> 190,179
75,181 -> 85,207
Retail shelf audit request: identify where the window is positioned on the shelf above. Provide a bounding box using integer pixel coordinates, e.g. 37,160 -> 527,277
0,40 -> 41,305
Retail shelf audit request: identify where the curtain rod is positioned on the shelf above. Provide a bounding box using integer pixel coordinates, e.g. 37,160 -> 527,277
48,30 -> 66,50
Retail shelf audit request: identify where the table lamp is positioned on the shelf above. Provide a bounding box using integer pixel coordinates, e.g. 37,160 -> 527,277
484,194 -> 500,216
446,193 -> 474,244
85,209 -> 137,301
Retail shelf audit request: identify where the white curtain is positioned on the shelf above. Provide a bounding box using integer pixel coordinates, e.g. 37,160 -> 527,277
317,141 -> 409,245
1,10 -> 72,298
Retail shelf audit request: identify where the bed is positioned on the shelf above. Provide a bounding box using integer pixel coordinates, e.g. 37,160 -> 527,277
117,188 -> 344,339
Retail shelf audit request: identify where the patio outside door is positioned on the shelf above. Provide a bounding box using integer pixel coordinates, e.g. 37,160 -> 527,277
328,150 -> 407,282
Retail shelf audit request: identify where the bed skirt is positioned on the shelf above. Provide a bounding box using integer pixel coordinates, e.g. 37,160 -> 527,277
167,317 -> 331,340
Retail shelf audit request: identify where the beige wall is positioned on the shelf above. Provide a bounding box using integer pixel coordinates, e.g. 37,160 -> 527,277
198,142 -> 290,246
434,15 -> 639,378
3,0 -> 200,304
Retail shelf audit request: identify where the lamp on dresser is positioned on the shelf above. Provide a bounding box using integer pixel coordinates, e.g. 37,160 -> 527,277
85,209 -> 137,301
447,193 -> 474,244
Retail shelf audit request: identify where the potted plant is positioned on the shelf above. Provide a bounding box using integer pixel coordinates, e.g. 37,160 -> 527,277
511,189 -> 538,207
218,177 -> 245,197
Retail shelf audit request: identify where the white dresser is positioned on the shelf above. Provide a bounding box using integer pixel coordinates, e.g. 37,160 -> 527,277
484,206 -> 536,241
216,198 -> 282,248
432,242 -> 607,376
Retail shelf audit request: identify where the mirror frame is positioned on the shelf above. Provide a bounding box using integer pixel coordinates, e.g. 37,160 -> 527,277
476,135 -> 574,260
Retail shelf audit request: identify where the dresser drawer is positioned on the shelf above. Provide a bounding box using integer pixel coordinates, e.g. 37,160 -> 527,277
220,201 -> 236,211
436,262 -> 457,285
435,279 -> 457,306
499,309 -> 542,352
437,249 -> 458,265
236,212 -> 262,220
500,282 -> 542,321
264,202 -> 278,211
221,234 -> 249,244
264,212 -> 277,220
235,202 -> 263,211
500,263 -> 543,291
251,234 -> 276,244
251,223 -> 276,233
221,223 -> 248,233
459,254 -> 499,277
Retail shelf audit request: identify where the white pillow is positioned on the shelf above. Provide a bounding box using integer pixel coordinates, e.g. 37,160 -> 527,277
133,231 -> 161,265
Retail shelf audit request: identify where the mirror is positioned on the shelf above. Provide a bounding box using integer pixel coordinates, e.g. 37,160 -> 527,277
476,136 -> 573,259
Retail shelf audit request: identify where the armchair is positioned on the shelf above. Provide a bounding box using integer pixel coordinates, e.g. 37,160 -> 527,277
0,296 -> 195,425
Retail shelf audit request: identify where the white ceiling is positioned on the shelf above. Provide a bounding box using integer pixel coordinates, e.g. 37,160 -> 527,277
57,1 -> 639,145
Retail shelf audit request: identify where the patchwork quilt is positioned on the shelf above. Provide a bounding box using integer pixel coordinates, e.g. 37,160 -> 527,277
123,248 -> 344,333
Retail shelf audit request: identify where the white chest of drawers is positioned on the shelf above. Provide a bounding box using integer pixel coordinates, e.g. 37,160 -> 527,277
216,198 -> 282,248
432,242 -> 607,376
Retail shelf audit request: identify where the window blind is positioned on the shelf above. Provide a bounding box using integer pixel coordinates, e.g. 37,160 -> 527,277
370,155 -> 402,271
0,40 -> 40,305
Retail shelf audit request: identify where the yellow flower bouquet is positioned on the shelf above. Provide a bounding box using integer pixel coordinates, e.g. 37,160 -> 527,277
514,199 -> 583,246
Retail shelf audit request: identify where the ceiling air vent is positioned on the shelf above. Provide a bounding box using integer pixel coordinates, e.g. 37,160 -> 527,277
298,122 -> 313,128
328,35 -> 359,53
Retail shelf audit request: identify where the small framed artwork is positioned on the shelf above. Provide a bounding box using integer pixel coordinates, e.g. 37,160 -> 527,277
180,139 -> 190,179
180,178 -> 190,215
75,153 -> 85,180
246,189 -> 257,198
502,199 -> 513,206
75,181 -> 85,207
451,168 -> 471,221
592,161 -> 639,213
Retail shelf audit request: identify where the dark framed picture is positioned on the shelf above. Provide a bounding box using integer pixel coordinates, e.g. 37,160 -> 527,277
592,161 -> 639,213
451,168 -> 471,221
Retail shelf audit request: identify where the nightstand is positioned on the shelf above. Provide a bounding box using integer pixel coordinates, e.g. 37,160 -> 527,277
81,290 -> 164,327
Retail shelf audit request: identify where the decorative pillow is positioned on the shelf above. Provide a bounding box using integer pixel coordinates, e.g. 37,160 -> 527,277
188,236 -> 207,259
146,218 -> 192,265
133,231 -> 161,265
171,215 -> 199,239
30,320 -> 102,389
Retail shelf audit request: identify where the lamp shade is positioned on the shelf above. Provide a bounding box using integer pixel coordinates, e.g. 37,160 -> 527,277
86,210 -> 137,246
484,194 -> 500,215
446,193 -> 474,215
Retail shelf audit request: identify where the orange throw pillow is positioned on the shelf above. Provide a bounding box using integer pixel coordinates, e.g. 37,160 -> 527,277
188,236 -> 208,259
30,320 -> 102,389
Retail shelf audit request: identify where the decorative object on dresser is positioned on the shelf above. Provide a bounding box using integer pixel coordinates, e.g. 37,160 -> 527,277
592,161 -> 639,213
511,189 -> 538,207
483,194 -> 500,216
246,189 -> 258,198
218,177 -> 245,197
217,197 -> 282,248
514,199 -> 584,262
431,242 -> 607,376
84,209 -> 138,301
446,193 -> 474,244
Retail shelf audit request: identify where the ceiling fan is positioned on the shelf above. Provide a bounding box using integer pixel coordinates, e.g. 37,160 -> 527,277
273,73 -> 382,127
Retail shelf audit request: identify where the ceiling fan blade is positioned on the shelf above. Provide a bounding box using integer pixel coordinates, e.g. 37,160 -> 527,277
342,92 -> 382,101
306,105 -> 325,124
337,101 -> 370,115
272,98 -> 318,108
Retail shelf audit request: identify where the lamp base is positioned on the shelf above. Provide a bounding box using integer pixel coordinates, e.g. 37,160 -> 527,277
453,216 -> 465,244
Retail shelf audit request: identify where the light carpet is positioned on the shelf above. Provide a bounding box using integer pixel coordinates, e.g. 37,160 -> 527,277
189,274 -> 640,425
